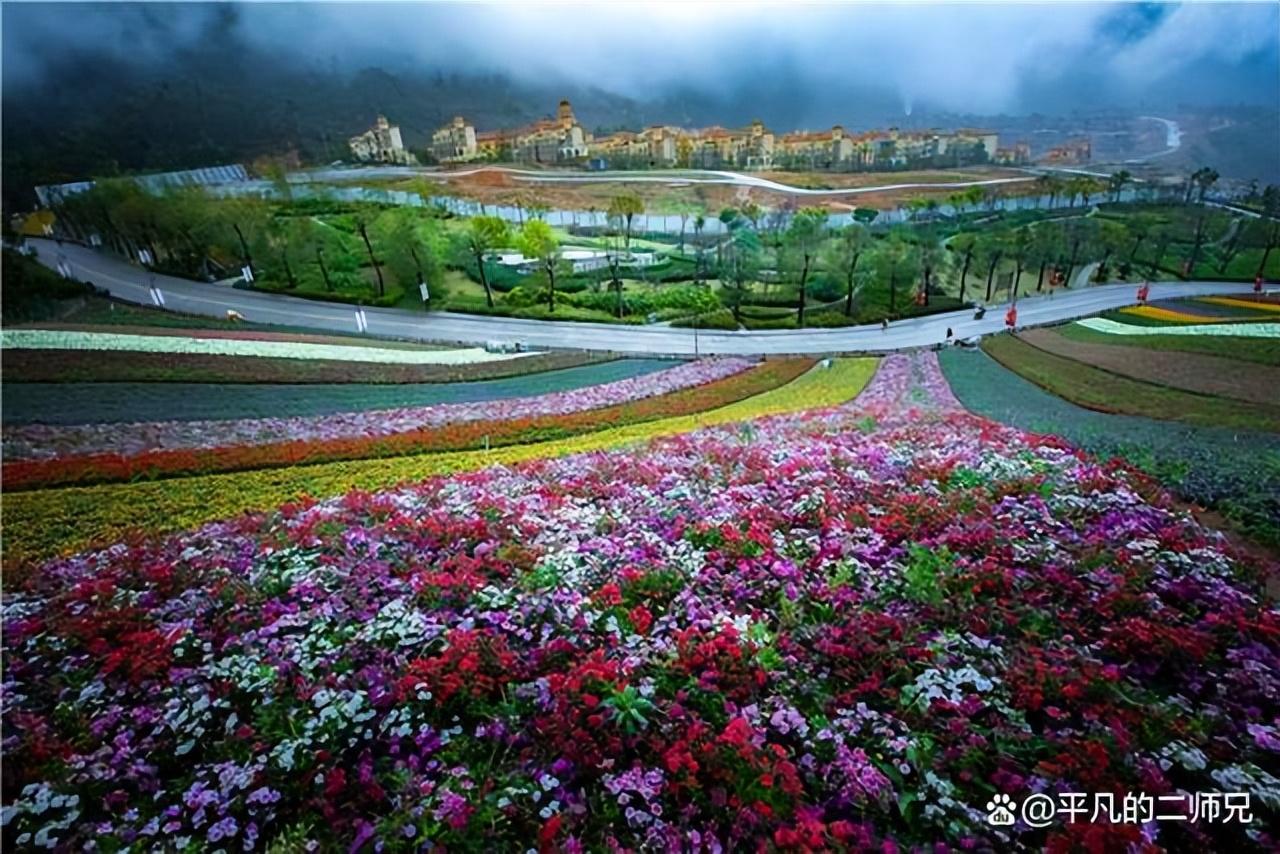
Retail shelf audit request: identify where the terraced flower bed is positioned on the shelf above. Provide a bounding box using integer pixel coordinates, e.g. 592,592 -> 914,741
0,329 -> 529,365
4,353 -> 1276,851
6,359 -> 755,459
1017,328 -> 1280,404
0,349 -> 612,385
3,360 -> 809,490
982,335 -> 1280,433
940,347 -> 1280,547
0,360 -> 876,565
1079,317 -> 1280,337
1,359 -> 679,425
1058,322 -> 1280,365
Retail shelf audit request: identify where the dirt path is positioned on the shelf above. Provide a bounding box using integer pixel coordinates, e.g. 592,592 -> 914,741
1018,327 -> 1280,405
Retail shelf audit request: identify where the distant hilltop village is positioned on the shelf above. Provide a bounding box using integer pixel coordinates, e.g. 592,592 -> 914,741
350,100 -> 1085,172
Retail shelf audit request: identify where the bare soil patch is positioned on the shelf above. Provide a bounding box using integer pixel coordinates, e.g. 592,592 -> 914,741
1019,327 -> 1280,405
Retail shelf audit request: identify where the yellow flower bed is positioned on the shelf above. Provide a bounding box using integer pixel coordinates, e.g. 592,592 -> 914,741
1198,297 -> 1280,314
1118,305 -> 1229,324
2,359 -> 877,566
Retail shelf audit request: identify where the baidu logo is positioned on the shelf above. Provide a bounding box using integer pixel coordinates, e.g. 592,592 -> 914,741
985,793 -> 1016,826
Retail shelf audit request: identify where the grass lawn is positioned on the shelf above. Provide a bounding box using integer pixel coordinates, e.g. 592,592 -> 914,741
1057,322 -> 1280,365
1,359 -> 678,424
981,334 -> 1280,433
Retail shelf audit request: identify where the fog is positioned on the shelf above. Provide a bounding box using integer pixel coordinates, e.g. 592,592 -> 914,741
4,1 -> 1278,120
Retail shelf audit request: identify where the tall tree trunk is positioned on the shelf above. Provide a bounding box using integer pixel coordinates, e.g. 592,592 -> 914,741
1186,215 -> 1207,276
1151,240 -> 1169,277
844,252 -> 861,316
282,250 -> 296,289
316,249 -> 333,291
358,222 -> 384,297
984,252 -> 1002,301
409,246 -> 424,282
958,250 -> 972,303
473,250 -> 495,308
1010,259 -> 1022,299
1036,259 -> 1047,291
1257,228 -> 1278,277
922,264 -> 932,306
1063,241 -> 1080,288
797,254 -> 811,327
1128,234 -> 1145,265
232,223 -> 253,271
546,261 -> 556,312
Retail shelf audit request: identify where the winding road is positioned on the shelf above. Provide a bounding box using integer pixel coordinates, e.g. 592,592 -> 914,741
24,238 -> 1260,356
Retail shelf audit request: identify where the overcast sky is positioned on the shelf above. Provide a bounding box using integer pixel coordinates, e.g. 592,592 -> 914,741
4,1 -> 1278,115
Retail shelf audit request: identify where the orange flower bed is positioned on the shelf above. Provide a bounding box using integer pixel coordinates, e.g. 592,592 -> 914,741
4,359 -> 813,490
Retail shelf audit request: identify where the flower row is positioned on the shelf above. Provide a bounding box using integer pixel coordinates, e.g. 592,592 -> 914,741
1076,318 -> 1280,338
0,329 -> 537,365
2,360 -> 813,490
4,358 -> 756,460
0,359 -> 877,566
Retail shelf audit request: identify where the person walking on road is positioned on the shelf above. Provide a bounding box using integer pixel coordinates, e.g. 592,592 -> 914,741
945,326 -> 954,343
881,318 -> 889,332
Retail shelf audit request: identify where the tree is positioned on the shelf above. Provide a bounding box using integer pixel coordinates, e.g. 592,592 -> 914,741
972,235 -> 1003,302
1007,227 -> 1031,299
719,222 -> 762,326
517,219 -> 560,312
825,224 -> 871,317
1094,220 -> 1129,282
873,235 -> 913,316
1028,224 -> 1061,292
1149,225 -> 1175,277
465,216 -> 510,308
782,207 -> 829,327
607,192 -> 644,250
1257,221 -> 1280,279
1107,170 -> 1132,203
949,233 -> 978,303
1060,219 -> 1097,288
1120,213 -> 1159,277
916,232 -> 944,306
692,213 -> 706,284
1185,211 -> 1210,276
1188,167 -> 1220,204
356,218 -> 384,297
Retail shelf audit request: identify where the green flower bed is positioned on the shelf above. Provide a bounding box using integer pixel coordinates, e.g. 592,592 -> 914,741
940,347 -> 1280,547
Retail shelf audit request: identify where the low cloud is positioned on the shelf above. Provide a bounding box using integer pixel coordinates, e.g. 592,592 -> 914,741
4,1 -> 1277,116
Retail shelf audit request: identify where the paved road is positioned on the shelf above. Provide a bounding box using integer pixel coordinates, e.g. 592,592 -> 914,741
25,238 -> 1259,356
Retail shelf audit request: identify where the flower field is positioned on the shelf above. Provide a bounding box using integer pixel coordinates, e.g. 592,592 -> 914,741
1078,318 -> 1280,337
4,358 -> 756,461
940,347 -> 1280,547
0,330 -> 534,365
0,348 -> 613,385
2,360 -> 810,490
0,359 -> 876,565
4,352 -> 1278,851
981,335 -> 1280,434
1057,322 -> 1280,365
1,359 -> 681,425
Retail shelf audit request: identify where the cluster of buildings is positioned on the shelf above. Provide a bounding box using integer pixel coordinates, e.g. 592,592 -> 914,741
422,100 -> 1003,172
1040,139 -> 1093,166
348,101 -> 1071,172
348,115 -> 417,165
